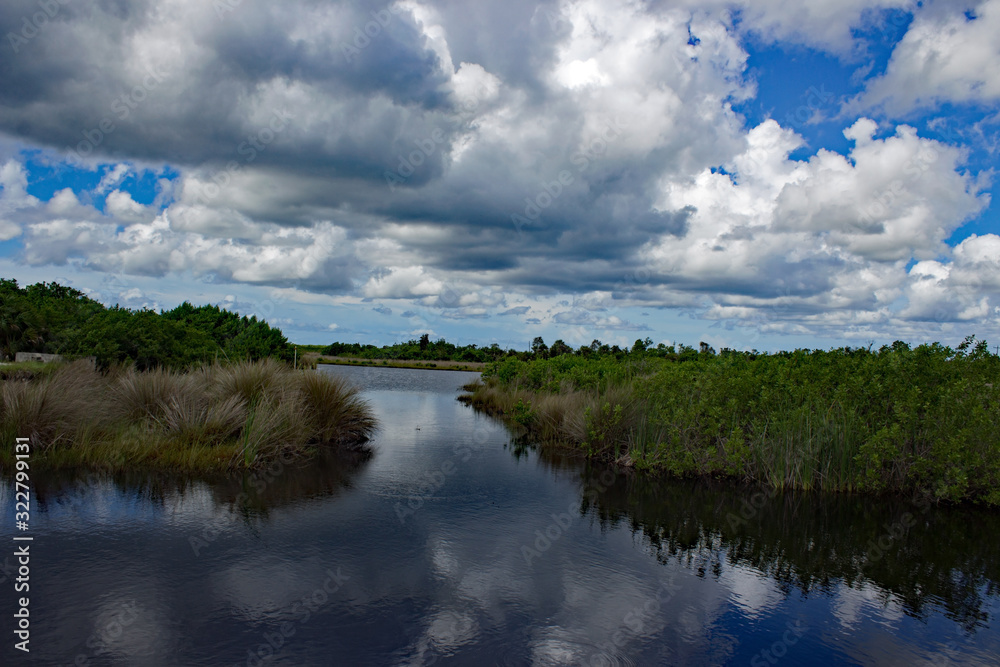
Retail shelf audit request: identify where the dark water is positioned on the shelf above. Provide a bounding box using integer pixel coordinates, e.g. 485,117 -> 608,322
2,365 -> 999,666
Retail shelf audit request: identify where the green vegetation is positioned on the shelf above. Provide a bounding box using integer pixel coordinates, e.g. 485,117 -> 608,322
0,359 -> 376,472
311,356 -> 485,372
461,336 -> 1000,505
323,333 -> 514,364
0,278 -> 292,369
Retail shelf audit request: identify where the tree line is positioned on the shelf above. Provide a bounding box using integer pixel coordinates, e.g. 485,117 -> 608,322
0,279 -> 292,369
323,334 -> 720,363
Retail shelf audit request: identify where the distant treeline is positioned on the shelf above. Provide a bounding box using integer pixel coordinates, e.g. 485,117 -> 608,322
0,279 -> 292,369
322,335 -> 715,363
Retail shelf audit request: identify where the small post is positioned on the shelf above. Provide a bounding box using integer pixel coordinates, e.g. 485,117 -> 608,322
294,346 -> 297,369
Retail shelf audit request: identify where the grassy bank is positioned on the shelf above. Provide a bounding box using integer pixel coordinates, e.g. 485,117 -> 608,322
460,338 -> 1000,505
0,359 -> 376,473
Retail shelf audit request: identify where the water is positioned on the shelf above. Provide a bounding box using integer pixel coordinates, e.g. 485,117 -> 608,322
2,365 -> 999,666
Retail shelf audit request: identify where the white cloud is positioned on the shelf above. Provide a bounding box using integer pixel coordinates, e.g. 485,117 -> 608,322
857,0 -> 1000,114
362,266 -> 444,299
644,117 -> 989,335
674,0 -> 914,54
96,163 -> 132,194
105,190 -> 149,223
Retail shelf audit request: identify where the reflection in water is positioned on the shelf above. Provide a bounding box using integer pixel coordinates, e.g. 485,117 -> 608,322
30,447 -> 374,520
528,441 -> 1000,633
2,366 -> 998,666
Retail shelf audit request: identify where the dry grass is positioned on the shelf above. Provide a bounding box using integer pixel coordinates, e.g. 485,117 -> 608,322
461,378 -> 644,460
533,391 -> 589,443
295,371 -> 376,444
113,367 -> 196,421
235,395 -> 312,467
0,359 -> 105,449
213,358 -> 291,406
157,393 -> 247,446
0,360 -> 377,472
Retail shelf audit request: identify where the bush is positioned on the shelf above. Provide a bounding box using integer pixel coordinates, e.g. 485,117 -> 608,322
463,338 -> 1000,504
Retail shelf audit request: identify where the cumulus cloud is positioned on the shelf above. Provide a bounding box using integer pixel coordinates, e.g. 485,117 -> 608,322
856,0 -> 1000,114
645,117 -> 990,335
0,0 -> 996,343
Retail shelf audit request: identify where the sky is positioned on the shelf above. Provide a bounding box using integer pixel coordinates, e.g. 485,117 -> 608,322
0,0 -> 999,352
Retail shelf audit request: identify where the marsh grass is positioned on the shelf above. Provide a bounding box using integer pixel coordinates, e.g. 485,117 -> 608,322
0,359 -> 104,449
0,360 -> 376,472
295,371 -> 376,444
461,342 -> 1000,505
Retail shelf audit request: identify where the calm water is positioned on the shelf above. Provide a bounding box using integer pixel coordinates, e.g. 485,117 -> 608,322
2,365 -> 999,666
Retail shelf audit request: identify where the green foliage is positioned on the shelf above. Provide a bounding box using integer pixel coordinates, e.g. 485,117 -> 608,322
511,398 -> 535,427
323,336 -> 510,364
0,279 -> 293,369
467,338 -> 1000,505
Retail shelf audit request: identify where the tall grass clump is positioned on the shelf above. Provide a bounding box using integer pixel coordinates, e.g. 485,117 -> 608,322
461,336 -> 1000,505
213,358 -> 290,406
0,359 -> 377,473
113,367 -> 196,422
0,359 -> 105,449
294,371 -> 376,444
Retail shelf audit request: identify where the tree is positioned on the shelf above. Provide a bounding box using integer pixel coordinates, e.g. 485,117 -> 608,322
550,339 -> 572,357
531,336 -> 548,358
419,333 -> 430,351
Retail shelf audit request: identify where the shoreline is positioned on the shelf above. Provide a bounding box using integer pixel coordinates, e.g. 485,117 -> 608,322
316,357 -> 485,372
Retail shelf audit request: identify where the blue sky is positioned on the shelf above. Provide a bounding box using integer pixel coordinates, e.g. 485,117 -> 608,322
1,0 -> 999,351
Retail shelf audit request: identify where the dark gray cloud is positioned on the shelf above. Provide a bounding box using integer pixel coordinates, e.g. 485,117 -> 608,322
0,0 -> 711,302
